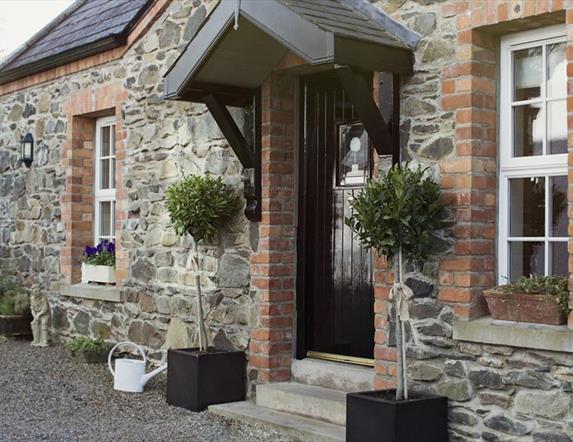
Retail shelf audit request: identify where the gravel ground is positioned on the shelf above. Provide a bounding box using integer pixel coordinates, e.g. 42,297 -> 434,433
0,339 -> 296,442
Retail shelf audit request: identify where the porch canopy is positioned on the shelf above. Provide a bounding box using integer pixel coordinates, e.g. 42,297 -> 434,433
163,0 -> 419,220
164,0 -> 419,105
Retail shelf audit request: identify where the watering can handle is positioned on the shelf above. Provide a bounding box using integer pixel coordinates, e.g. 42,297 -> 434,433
107,341 -> 147,376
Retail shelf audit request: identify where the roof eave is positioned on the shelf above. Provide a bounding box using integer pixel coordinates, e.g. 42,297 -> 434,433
0,35 -> 123,86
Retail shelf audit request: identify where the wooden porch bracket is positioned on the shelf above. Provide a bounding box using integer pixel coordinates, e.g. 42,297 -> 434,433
202,93 -> 261,221
335,66 -> 395,157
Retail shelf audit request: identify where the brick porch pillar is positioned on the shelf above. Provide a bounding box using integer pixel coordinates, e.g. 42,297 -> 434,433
248,73 -> 297,386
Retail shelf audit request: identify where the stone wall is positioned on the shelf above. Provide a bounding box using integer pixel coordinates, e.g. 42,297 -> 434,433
0,0 -> 257,360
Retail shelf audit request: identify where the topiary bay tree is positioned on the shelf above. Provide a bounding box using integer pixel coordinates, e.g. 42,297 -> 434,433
346,164 -> 443,401
166,174 -> 240,352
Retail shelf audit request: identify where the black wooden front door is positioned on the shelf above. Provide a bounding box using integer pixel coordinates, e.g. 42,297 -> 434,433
297,72 -> 374,360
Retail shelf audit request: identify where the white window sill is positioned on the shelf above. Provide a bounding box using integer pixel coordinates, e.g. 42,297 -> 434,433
60,283 -> 122,302
453,316 -> 573,354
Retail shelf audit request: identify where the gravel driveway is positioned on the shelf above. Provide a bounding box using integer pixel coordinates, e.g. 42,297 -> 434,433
0,339 -> 295,442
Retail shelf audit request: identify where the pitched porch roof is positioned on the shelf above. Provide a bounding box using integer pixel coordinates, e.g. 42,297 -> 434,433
0,0 -> 153,85
163,0 -> 420,104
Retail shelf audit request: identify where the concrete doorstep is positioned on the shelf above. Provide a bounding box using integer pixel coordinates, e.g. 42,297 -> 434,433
209,401 -> 345,442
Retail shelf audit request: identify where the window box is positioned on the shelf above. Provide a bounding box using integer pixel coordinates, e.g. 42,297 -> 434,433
483,288 -> 565,325
81,263 -> 115,285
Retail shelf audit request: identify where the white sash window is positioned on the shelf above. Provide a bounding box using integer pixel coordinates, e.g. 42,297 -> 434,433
499,26 -> 568,283
94,117 -> 116,245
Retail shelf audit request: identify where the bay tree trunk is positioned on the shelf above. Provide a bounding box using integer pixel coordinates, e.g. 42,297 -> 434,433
192,238 -> 208,352
395,246 -> 408,401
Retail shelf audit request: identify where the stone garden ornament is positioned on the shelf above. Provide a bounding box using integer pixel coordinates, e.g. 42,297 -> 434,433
30,287 -> 50,347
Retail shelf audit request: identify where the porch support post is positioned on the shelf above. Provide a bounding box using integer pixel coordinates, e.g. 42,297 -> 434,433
203,93 -> 254,168
202,93 -> 261,221
335,65 -> 395,157
248,73 -> 296,391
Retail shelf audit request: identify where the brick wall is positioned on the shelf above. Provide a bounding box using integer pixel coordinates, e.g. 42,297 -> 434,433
248,72 -> 297,387
438,1 -> 569,321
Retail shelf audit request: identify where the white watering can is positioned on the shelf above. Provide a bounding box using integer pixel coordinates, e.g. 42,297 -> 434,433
108,341 -> 167,393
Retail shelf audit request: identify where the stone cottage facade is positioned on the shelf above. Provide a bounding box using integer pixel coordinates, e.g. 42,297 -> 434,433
1,0 -> 573,440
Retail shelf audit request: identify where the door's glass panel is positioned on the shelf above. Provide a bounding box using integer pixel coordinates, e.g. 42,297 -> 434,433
550,241 -> 568,276
99,201 -> 111,237
101,158 -> 110,189
550,175 -> 567,237
547,42 -> 566,98
509,177 -> 545,237
513,47 -> 542,101
547,100 -> 567,154
513,104 -> 543,157
338,123 -> 368,186
101,126 -> 110,157
509,241 -> 544,281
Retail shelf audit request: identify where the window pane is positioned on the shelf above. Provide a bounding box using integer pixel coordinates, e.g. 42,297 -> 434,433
547,42 -> 566,98
101,159 -> 110,189
509,177 -> 545,237
548,99 -> 567,154
509,241 -> 544,281
99,201 -> 111,237
101,126 -> 110,157
550,175 -> 567,237
110,125 -> 116,156
110,159 -> 116,189
513,47 -> 542,101
111,201 -> 116,241
513,104 -> 543,157
338,123 -> 369,186
550,242 -> 568,276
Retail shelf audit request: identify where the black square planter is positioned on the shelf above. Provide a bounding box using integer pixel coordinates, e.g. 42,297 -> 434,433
167,348 -> 246,411
346,390 -> 448,442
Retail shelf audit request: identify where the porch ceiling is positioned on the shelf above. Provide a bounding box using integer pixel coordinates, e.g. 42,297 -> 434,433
163,0 -> 420,104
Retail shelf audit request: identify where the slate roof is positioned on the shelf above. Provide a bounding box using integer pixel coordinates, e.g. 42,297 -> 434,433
0,0 -> 153,84
277,0 -> 419,49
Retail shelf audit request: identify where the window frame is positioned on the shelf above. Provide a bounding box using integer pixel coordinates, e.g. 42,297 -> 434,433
94,116 -> 116,245
498,25 -> 568,284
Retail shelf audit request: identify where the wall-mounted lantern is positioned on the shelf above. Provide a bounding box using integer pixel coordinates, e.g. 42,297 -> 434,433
20,133 -> 34,167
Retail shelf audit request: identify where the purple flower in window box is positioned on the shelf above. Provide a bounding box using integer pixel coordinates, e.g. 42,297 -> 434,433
83,241 -> 115,267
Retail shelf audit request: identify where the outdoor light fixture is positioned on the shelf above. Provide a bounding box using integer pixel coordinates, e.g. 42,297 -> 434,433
20,133 -> 34,167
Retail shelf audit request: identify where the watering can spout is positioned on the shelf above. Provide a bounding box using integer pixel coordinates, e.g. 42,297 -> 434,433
142,363 -> 168,387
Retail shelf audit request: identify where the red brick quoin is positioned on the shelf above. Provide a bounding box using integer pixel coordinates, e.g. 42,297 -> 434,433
248,73 -> 297,386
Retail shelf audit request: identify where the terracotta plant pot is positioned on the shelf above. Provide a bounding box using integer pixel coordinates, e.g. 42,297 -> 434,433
0,313 -> 32,336
346,390 -> 448,442
483,288 -> 566,325
167,348 -> 246,411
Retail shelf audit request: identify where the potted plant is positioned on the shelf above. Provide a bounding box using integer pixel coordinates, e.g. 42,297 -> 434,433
165,174 -> 244,411
0,279 -> 31,337
66,336 -> 112,363
345,164 -> 447,442
484,275 -> 569,325
81,240 -> 115,284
